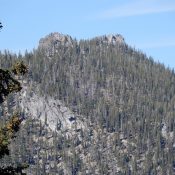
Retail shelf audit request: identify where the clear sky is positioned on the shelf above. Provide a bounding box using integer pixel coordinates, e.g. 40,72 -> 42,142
0,0 -> 175,69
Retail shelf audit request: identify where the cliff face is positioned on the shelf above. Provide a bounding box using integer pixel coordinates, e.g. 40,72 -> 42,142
96,34 -> 125,45
38,32 -> 74,57
39,32 -> 74,47
16,82 -> 123,174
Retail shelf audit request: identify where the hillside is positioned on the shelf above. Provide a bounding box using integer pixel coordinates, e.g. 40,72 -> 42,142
0,33 -> 175,175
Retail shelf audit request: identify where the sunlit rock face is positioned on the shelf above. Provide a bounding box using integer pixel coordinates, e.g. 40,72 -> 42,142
38,32 -> 125,57
94,34 -> 125,45
38,32 -> 74,57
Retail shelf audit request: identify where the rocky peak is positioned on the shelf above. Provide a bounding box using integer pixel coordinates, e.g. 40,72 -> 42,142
39,32 -> 73,48
106,34 -> 125,44
96,34 -> 125,45
38,32 -> 125,57
38,32 -> 74,57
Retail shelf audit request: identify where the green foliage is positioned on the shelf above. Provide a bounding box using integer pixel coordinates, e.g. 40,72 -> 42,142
0,61 -> 28,104
0,61 -> 28,174
0,69 -> 21,103
22,38 -> 174,174
11,61 -> 28,76
0,164 -> 29,175
0,35 -> 175,174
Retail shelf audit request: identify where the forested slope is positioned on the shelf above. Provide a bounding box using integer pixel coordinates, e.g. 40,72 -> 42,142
0,33 -> 175,174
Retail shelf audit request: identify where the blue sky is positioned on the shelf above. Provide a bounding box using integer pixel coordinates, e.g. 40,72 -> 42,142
0,0 -> 175,69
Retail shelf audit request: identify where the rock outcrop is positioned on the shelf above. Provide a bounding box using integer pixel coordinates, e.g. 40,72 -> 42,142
38,32 -> 125,57
38,32 -> 74,57
94,34 -> 125,46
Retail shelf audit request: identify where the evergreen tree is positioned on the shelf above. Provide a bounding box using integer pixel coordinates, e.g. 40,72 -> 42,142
0,22 -> 28,174
0,61 -> 28,174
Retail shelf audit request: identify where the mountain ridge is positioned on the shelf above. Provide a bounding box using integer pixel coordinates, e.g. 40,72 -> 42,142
38,32 -> 125,57
0,33 -> 175,174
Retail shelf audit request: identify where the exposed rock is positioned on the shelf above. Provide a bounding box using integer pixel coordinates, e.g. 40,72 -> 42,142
38,32 -> 125,57
38,32 -> 74,57
19,87 -> 84,132
105,34 -> 125,44
95,34 -> 125,45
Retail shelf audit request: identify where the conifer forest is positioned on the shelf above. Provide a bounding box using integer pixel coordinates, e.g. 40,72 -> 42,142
0,31 -> 175,174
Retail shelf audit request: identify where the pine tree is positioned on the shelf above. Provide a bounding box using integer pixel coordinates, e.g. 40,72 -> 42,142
0,23 -> 28,174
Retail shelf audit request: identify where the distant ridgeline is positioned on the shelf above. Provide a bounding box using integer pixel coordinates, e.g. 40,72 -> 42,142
0,32 -> 175,174
38,32 -> 125,57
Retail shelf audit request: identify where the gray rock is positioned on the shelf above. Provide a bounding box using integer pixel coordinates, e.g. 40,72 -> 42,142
38,32 -> 74,57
